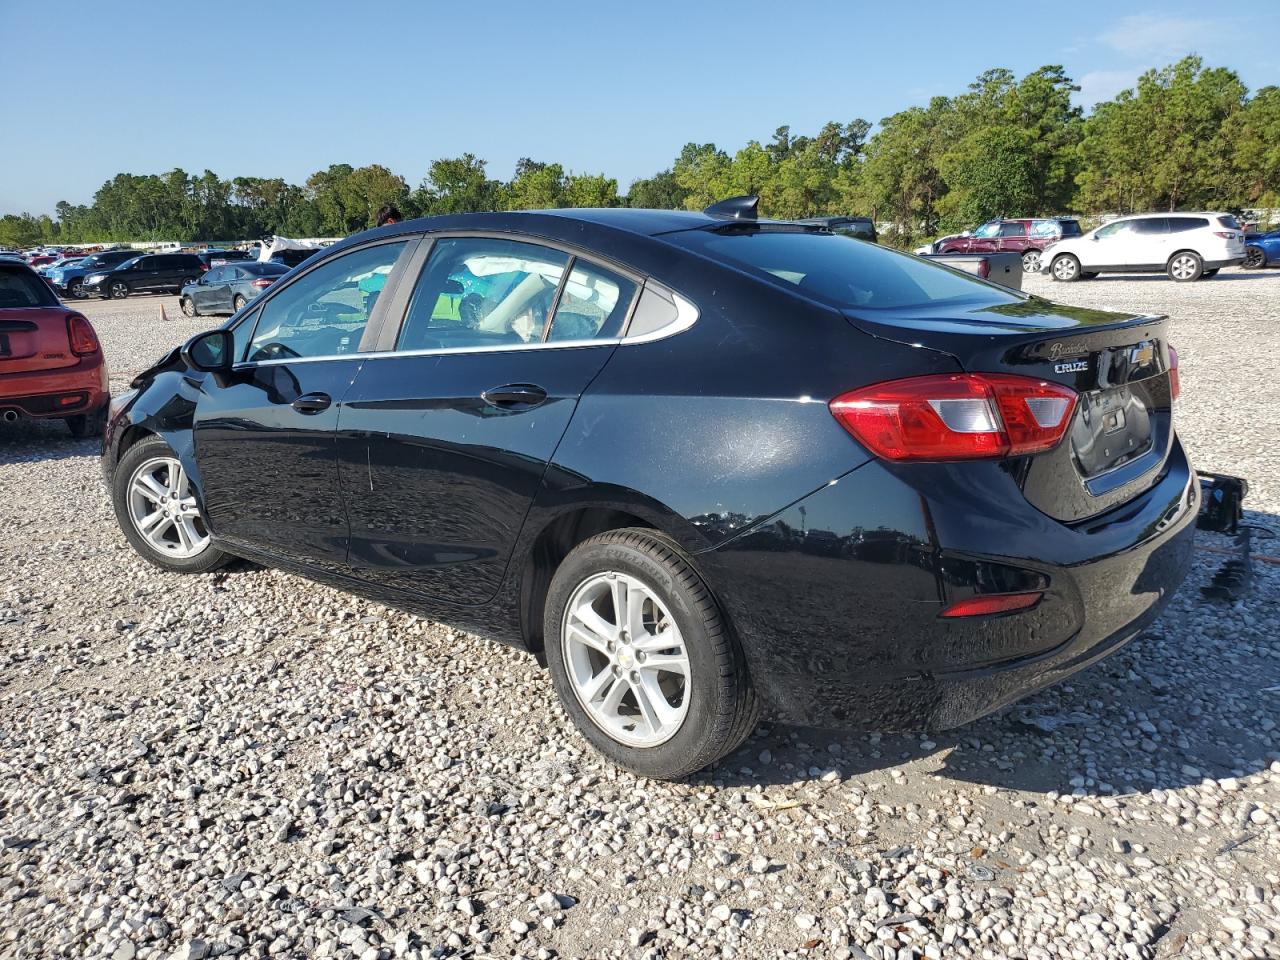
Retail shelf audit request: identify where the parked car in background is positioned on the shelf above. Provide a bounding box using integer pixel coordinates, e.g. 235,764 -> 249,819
103,200 -> 1196,778
194,249 -> 253,271
920,251 -> 1023,290
26,254 -> 59,271
795,216 -> 878,243
82,253 -> 204,299
180,261 -> 289,316
931,218 -> 1083,272
1042,213 -> 1246,282
0,260 -> 108,437
37,256 -> 83,277
1243,228 -> 1280,269
47,248 -> 140,299
268,247 -> 321,268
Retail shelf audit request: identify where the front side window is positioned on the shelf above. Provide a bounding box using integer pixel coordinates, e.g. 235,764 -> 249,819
398,238 -> 571,351
246,241 -> 406,362
973,222 -> 1001,238
1094,220 -> 1137,240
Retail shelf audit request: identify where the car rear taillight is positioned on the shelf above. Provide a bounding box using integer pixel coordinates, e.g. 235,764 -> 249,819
830,373 -> 1078,461
1169,345 -> 1180,400
67,314 -> 99,356
940,592 -> 1043,618
1213,231 -> 1237,240
251,278 -> 274,289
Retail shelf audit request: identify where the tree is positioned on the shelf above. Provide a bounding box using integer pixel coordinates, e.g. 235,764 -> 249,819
626,169 -> 688,209
414,154 -> 501,214
1228,85 -> 1280,207
562,173 -> 619,208
506,159 -> 566,209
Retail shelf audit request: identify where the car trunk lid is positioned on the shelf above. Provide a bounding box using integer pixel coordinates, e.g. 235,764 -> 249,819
843,297 -> 1176,522
0,307 -> 80,373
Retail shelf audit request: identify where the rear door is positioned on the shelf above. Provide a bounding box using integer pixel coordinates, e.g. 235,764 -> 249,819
336,235 -> 639,603
1129,218 -> 1170,268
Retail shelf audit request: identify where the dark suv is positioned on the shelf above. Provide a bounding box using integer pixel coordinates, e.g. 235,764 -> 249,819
81,253 -> 204,299
796,216 -> 877,243
46,249 -> 140,299
934,218 -> 1083,272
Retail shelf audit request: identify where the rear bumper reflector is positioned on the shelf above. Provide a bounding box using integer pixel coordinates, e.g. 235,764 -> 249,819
940,592 -> 1043,619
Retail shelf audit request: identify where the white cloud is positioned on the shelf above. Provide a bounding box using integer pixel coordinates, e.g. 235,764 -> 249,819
1097,13 -> 1225,60
1076,69 -> 1141,107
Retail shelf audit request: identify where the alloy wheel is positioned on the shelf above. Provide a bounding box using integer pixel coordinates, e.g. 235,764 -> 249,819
69,280 -> 86,299
126,456 -> 210,559
110,281 -> 129,299
1170,255 -> 1198,280
1021,250 -> 1041,273
1244,247 -> 1266,269
561,571 -> 690,748
1052,256 -> 1077,281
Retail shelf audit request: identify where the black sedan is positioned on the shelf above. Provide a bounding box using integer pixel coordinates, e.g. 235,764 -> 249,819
180,261 -> 290,317
102,200 -> 1197,779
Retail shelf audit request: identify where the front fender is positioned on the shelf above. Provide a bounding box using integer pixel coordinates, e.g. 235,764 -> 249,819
102,369 -> 206,508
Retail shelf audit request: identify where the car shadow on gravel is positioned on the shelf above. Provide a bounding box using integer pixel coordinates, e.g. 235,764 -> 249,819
705,517 -> 1280,799
1085,272 -> 1266,282
0,418 -> 102,462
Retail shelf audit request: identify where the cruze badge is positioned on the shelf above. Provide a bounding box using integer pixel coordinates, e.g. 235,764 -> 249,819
1054,360 -> 1089,373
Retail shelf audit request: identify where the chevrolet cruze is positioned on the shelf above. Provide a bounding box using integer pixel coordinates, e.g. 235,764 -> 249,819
103,199 -> 1198,779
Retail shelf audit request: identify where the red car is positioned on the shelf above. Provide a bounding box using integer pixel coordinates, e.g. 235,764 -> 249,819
933,218 -> 1084,272
26,254 -> 60,270
0,260 -> 109,437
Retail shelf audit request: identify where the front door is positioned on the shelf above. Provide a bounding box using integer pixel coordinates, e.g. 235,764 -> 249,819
337,235 -> 639,604
192,267 -> 223,312
192,238 -> 413,569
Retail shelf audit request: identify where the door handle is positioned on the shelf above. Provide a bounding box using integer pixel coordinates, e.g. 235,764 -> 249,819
291,392 -> 332,413
482,383 -> 548,408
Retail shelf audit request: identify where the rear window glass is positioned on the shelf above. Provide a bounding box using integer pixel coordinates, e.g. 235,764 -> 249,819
671,229 -> 1020,311
1216,215 -> 1240,230
0,266 -> 58,307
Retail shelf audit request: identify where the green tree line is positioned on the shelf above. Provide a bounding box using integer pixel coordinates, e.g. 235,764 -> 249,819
3,56 -> 1277,250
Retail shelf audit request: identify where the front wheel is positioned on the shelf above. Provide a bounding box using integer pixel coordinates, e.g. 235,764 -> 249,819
180,297 -> 198,318
108,280 -> 130,300
1021,249 -> 1041,273
68,279 -> 86,299
111,436 -> 231,574
232,294 -> 247,312
1050,254 -> 1081,282
544,529 -> 759,779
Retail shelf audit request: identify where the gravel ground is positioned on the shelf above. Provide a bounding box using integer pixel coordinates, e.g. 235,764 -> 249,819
1,272 -> 1278,960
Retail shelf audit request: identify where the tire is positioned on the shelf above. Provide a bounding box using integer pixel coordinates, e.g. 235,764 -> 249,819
1050,254 -> 1081,282
232,294 -> 247,312
111,436 -> 231,574
1167,251 -> 1203,282
1202,268 -> 1219,278
68,279 -> 85,299
1021,249 -> 1041,273
180,297 -> 198,318
544,528 -> 759,780
108,280 -> 130,300
66,405 -> 107,439
1244,246 -> 1267,270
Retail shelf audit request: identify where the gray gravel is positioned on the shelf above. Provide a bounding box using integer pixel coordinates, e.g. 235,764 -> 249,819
1,273 -> 1278,960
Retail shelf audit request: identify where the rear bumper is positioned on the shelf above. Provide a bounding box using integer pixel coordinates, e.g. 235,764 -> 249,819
0,355 -> 109,420
702,439 -> 1199,730
1205,256 -> 1244,270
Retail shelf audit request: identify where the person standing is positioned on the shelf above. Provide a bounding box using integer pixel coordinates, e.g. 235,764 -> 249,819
375,205 -> 403,228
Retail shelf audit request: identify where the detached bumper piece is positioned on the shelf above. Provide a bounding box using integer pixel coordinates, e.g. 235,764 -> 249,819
1196,471 -> 1253,602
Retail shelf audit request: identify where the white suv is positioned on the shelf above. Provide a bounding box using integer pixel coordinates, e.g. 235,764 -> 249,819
1041,213 -> 1246,282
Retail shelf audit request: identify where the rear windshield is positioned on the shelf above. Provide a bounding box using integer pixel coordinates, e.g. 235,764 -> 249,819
0,265 -> 58,308
671,228 -> 1020,311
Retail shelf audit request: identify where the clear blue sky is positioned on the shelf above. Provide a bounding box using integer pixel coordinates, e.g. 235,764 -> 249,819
3,1 -> 1277,216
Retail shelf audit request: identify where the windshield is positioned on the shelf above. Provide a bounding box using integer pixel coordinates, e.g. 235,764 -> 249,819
671,228 -> 1021,311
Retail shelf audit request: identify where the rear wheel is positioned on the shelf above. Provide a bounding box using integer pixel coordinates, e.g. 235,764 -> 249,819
1050,254 -> 1081,282
108,280 -> 130,299
111,436 -> 230,574
180,296 -> 198,317
544,529 -> 759,780
232,294 -> 247,312
1244,246 -> 1267,269
1021,249 -> 1041,273
1167,251 -> 1203,282
66,406 -> 107,439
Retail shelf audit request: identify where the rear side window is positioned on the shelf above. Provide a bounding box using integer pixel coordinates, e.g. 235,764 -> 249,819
0,266 -> 58,307
1168,216 -> 1209,233
1217,215 -> 1240,230
546,261 -> 636,342
397,238 -> 571,351
671,229 -> 1021,311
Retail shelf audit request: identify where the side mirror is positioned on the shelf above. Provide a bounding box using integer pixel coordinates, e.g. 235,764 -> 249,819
181,329 -> 234,374
962,230 -> 972,237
